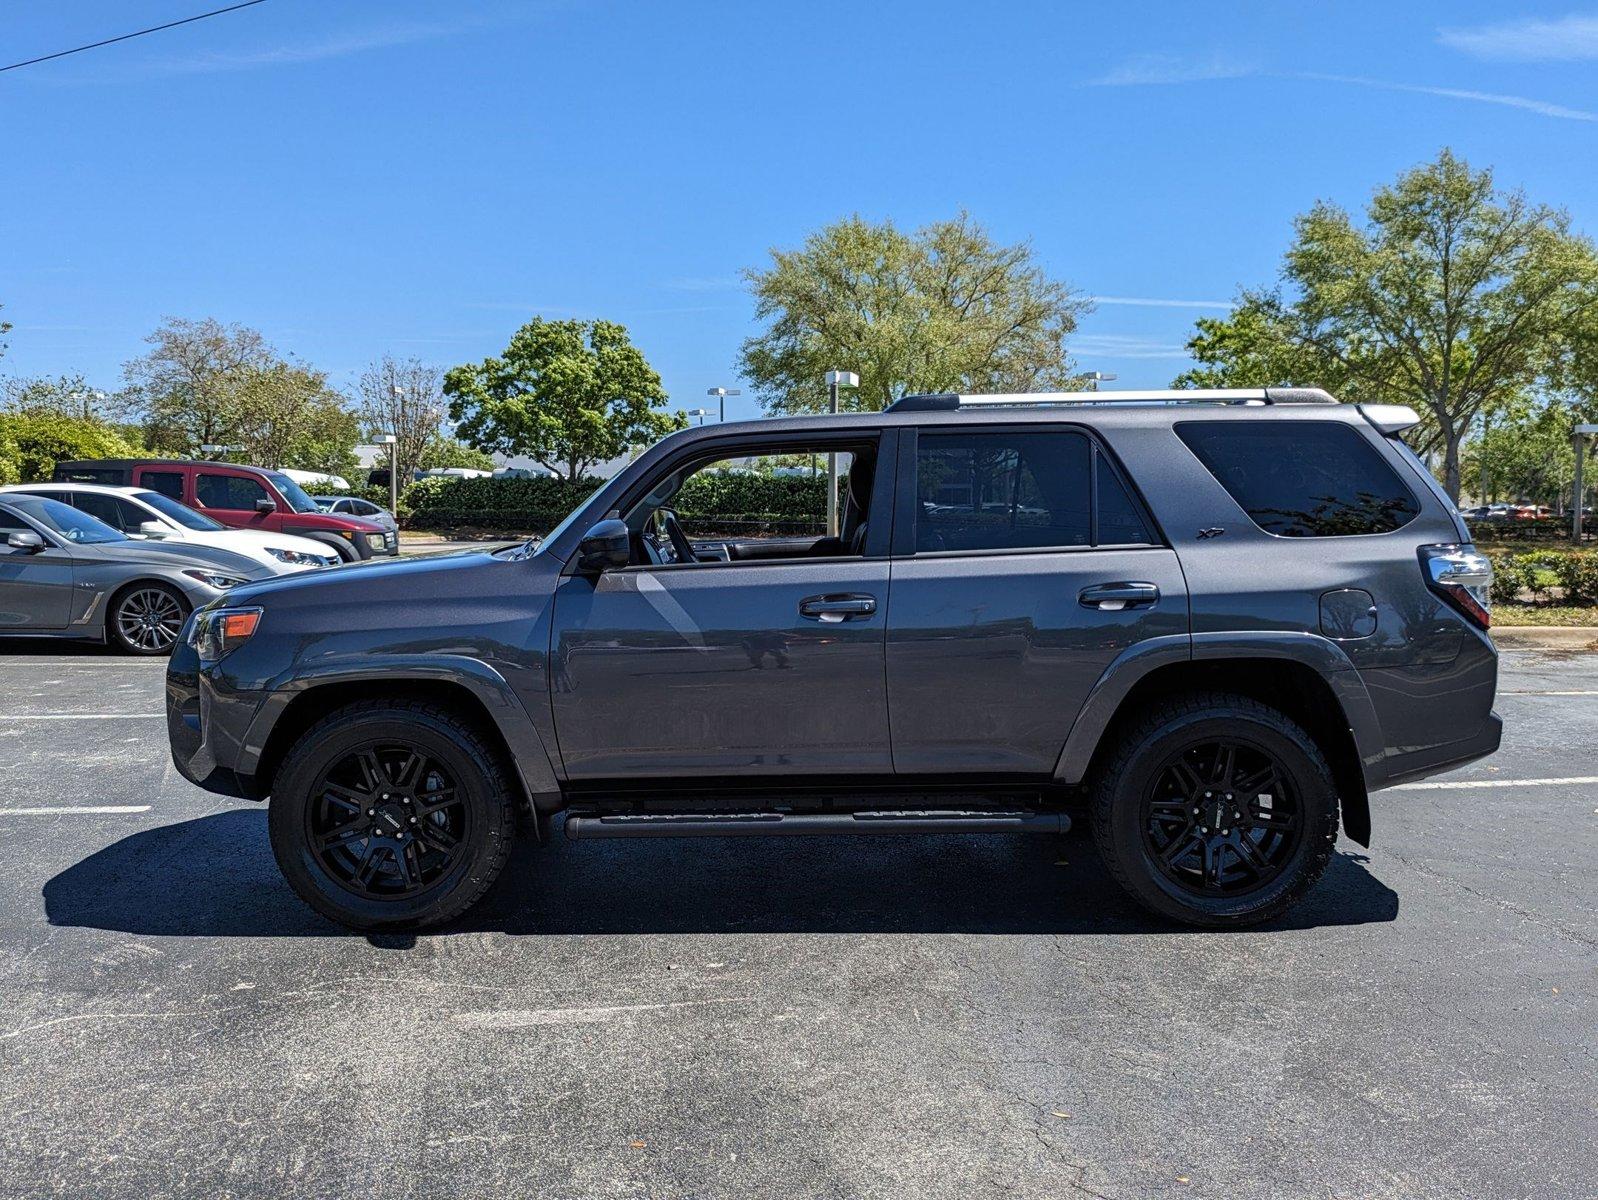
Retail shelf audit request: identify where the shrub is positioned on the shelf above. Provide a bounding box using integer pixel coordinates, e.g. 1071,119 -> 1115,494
405,475 -> 604,531
1551,551 -> 1598,606
0,428 -> 19,485
0,412 -> 140,481
1486,550 -> 1538,604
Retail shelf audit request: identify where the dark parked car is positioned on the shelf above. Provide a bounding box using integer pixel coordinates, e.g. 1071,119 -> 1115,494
51,460 -> 397,562
168,387 -> 1500,931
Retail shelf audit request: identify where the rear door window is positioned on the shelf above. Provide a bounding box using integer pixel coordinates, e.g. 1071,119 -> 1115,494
196,473 -> 269,511
68,492 -> 130,531
1175,420 -> 1419,537
139,470 -> 186,500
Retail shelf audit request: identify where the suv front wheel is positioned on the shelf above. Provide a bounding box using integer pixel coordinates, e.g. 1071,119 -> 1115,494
1090,693 -> 1339,928
268,701 -> 516,931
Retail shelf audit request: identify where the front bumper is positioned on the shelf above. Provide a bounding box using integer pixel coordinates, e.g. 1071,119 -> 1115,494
166,633 -> 266,800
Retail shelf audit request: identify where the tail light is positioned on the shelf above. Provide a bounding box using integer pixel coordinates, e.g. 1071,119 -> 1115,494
1419,544 -> 1492,629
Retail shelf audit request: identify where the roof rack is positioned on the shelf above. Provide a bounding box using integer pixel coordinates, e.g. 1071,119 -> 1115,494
885,387 -> 1336,412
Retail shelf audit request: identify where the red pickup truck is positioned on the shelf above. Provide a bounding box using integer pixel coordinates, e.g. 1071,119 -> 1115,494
51,459 -> 399,562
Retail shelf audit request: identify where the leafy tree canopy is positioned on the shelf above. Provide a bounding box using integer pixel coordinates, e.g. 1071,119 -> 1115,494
444,318 -> 681,481
1174,150 -> 1598,499
739,211 -> 1091,414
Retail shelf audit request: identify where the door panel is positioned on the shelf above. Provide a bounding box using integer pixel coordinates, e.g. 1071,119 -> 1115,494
193,471 -> 280,531
551,560 -> 892,778
0,528 -> 73,630
886,548 -> 1188,775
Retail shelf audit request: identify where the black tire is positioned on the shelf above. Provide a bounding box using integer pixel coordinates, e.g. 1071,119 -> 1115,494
1089,692 -> 1339,928
268,701 -> 516,931
106,581 -> 190,655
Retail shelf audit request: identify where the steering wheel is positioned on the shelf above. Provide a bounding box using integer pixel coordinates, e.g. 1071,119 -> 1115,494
660,508 -> 696,564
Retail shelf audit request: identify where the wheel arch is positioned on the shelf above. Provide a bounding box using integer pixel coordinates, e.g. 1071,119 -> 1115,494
1057,634 -> 1382,847
248,669 -> 558,820
101,575 -> 194,645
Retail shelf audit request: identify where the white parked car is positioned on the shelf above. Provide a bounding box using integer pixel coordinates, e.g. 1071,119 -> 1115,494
0,483 -> 341,571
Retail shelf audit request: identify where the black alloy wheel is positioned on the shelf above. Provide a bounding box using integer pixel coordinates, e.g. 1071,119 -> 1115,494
307,746 -> 468,900
1141,740 -> 1302,896
1090,693 -> 1339,928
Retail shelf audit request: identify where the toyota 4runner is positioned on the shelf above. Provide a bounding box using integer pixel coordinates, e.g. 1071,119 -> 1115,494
166,387 -> 1501,930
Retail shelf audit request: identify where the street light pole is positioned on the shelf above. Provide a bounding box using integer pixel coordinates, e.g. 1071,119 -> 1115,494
823,370 -> 859,537
376,433 -> 398,517
1083,371 -> 1117,392
687,408 -> 712,426
706,386 -> 741,422
1575,424 -> 1598,543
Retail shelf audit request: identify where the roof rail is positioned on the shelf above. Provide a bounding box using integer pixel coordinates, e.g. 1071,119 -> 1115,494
885,386 -> 1337,412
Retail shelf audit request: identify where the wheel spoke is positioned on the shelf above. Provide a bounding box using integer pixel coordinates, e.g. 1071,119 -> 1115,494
1159,831 -> 1200,868
1233,834 -> 1270,873
355,751 -> 385,795
413,820 -> 459,855
323,783 -> 369,814
1169,759 -> 1204,796
1210,744 -> 1236,788
353,843 -> 387,887
1247,805 -> 1294,831
1233,763 -> 1278,797
413,789 -> 458,817
392,752 -> 426,791
318,826 -> 367,852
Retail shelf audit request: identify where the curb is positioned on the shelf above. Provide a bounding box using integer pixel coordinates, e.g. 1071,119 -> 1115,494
1491,626 -> 1598,651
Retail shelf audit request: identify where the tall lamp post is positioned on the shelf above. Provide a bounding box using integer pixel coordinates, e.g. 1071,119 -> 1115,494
375,433 -> 398,518
1083,371 -> 1117,392
687,407 -> 712,426
199,443 -> 243,461
823,370 -> 859,537
706,386 -> 741,422
1575,424 -> 1598,542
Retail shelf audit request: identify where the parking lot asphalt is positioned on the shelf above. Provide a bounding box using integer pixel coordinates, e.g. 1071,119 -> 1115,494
0,644 -> 1593,1200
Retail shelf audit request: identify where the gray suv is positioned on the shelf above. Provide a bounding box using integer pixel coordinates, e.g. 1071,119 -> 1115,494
166,388 -> 1501,930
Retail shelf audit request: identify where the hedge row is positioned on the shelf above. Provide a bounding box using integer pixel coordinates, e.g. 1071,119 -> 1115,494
1486,548 -> 1598,606
404,471 -> 831,533
0,413 -> 141,484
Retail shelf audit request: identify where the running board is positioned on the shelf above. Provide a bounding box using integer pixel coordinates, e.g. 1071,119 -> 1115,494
563,809 -> 1071,839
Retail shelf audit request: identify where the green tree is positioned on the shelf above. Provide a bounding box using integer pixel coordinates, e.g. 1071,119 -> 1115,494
1464,397 -> 1598,509
357,356 -> 448,483
444,318 -> 681,481
739,212 -> 1091,414
0,412 -> 140,481
120,317 -> 274,451
419,434 -> 495,471
1174,150 -> 1598,499
0,303 -> 10,362
233,362 -> 360,474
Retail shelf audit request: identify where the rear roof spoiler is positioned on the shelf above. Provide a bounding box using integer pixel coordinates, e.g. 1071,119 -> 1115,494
1358,404 -> 1422,435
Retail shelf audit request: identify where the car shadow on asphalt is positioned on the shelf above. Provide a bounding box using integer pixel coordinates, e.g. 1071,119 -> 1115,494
42,808 -> 1399,941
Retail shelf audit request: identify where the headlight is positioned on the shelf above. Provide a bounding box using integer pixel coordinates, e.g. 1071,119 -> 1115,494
265,547 -> 333,566
366,532 -> 386,550
188,606 -> 262,662
182,568 -> 250,590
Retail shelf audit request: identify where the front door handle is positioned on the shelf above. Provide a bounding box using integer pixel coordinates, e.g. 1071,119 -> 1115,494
799,594 -> 877,623
1079,582 -> 1159,611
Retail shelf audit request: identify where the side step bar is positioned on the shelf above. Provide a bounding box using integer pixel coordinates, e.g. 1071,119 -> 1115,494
564,809 -> 1071,840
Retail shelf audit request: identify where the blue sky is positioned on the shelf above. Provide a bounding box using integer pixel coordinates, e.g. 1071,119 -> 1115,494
3,1 -> 1596,422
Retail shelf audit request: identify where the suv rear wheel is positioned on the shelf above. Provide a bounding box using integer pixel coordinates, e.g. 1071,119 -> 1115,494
267,701 -> 516,931
1090,693 -> 1339,927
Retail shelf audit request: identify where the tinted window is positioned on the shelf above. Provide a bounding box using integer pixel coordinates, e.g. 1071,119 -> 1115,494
354,500 -> 380,516
1,495 -> 124,543
141,471 -> 185,500
916,432 -> 1091,552
1176,421 -> 1419,537
1096,458 -> 1155,545
0,508 -> 25,530
70,492 -> 129,530
196,473 -> 269,510
133,491 -> 224,531
263,472 -> 320,514
54,466 -> 124,484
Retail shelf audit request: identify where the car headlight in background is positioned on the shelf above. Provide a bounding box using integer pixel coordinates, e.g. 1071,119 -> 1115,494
188,607 -> 263,662
182,568 -> 250,590
366,532 -> 387,551
265,546 -> 335,567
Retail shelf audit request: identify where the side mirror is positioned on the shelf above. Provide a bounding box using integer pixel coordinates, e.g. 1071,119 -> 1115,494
6,531 -> 45,553
255,498 -> 277,514
576,519 -> 631,572
137,521 -> 170,539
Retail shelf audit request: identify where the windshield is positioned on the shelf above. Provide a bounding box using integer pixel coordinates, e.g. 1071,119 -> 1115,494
533,497 -> 597,555
2,495 -> 126,544
133,490 -> 225,531
263,472 -> 322,514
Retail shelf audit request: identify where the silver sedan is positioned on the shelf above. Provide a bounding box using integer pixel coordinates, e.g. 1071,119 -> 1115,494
0,493 -> 280,655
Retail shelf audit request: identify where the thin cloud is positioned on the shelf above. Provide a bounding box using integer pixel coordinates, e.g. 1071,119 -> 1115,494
152,20 -> 472,74
1088,52 -> 1255,86
1439,13 -> 1598,61
1087,54 -> 1597,122
662,276 -> 743,293
1090,296 -> 1231,310
1072,334 -> 1193,361
1298,72 -> 1597,122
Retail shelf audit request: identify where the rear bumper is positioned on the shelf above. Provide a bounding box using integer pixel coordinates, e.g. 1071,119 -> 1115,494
1374,710 -> 1504,790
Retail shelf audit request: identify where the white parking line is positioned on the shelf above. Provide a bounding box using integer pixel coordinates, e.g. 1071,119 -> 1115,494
1501,690 -> 1598,696
1389,776 -> 1598,791
1,714 -> 164,720
0,806 -> 152,815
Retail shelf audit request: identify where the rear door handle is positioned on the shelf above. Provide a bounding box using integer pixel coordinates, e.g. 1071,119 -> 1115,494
1079,582 -> 1159,611
799,594 -> 877,623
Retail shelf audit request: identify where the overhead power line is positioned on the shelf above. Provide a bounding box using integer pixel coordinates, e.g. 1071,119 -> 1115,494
0,0 -> 269,74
